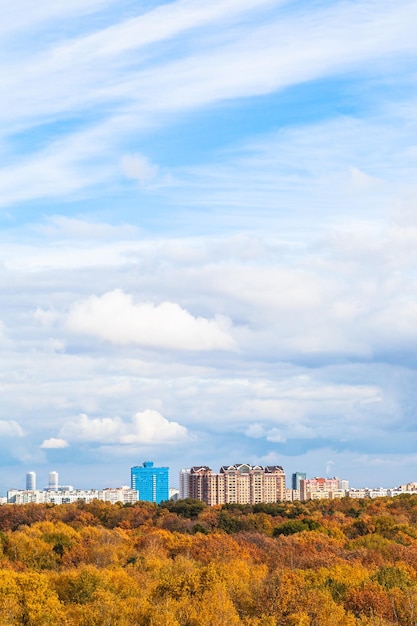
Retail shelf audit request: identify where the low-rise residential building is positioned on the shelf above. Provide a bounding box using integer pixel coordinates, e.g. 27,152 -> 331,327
366,488 -> 388,499
7,486 -> 138,505
328,489 -> 347,499
285,488 -> 301,501
308,490 -> 330,501
300,477 -> 339,501
169,488 -> 180,501
347,489 -> 368,499
395,483 -> 417,493
297,477 -> 351,501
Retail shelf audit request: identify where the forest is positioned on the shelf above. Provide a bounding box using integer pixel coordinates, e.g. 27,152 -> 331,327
2,495 -> 417,624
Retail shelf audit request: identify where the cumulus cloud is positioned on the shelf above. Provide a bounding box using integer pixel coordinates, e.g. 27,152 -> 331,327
60,414 -> 123,443
120,410 -> 188,444
59,409 -> 188,445
40,437 -> 69,449
121,153 -> 158,185
67,289 -> 235,351
0,420 -> 24,437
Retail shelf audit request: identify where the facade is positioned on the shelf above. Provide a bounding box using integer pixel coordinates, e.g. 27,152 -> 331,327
7,486 -> 138,505
347,489 -> 368,499
26,472 -> 36,491
131,461 -> 169,504
179,468 -> 191,499
48,471 -> 59,490
328,489 -> 347,499
285,488 -> 300,501
307,490 -> 330,501
102,487 -> 138,505
189,466 -> 218,505
187,463 -> 285,506
299,477 -> 339,501
292,472 -> 306,490
169,488 -> 180,501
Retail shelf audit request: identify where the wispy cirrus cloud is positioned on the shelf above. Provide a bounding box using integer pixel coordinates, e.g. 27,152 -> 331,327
4,0 -> 417,125
0,0 -> 118,39
1,1 -> 417,208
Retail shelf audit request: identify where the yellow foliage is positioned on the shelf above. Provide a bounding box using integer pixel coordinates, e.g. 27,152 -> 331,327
0,570 -> 22,625
4,497 -> 417,624
286,613 -> 311,626
62,525 -> 132,568
196,581 -> 242,626
17,571 -> 66,625
303,562 -> 372,598
243,617 -> 277,626
6,529 -> 58,570
218,557 -> 268,616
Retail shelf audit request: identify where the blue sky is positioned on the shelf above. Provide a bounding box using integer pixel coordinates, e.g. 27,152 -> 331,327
1,0 -> 417,493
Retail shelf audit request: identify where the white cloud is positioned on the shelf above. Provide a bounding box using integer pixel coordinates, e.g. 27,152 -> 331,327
266,428 -> 286,443
67,289 -> 235,351
33,307 -> 59,327
120,410 -> 188,444
0,0 -> 118,39
1,1 -> 417,208
29,0 -> 280,65
118,2 -> 417,114
244,419 -> 322,444
3,237 -> 139,272
40,437 -> 69,449
121,153 -> 158,184
0,420 -> 24,437
244,423 -> 266,438
36,216 -> 141,240
60,414 -> 123,443
1,0 -> 417,490
349,166 -> 385,191
59,409 -> 188,445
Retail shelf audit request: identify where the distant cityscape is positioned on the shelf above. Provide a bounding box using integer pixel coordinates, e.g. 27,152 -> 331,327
3,460 -> 417,506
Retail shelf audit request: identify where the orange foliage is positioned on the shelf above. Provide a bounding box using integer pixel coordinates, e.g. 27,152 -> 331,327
0,495 -> 417,623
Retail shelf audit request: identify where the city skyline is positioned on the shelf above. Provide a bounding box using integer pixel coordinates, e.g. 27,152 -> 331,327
1,2 -> 417,491
6,461 -> 417,499
6,461 -> 417,506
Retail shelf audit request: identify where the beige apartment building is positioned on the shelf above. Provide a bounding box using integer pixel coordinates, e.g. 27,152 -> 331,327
188,463 -> 285,506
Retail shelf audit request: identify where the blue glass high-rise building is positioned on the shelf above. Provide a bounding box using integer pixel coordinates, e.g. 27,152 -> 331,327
131,461 -> 169,504
292,472 -> 306,490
